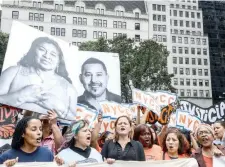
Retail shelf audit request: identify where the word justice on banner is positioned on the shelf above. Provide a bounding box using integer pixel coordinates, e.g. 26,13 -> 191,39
180,100 -> 225,124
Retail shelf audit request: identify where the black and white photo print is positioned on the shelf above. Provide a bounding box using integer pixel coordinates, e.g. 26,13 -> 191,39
0,21 -> 78,120
69,51 -> 121,111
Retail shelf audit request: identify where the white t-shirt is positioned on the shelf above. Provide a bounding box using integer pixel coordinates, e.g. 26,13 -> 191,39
57,147 -> 103,164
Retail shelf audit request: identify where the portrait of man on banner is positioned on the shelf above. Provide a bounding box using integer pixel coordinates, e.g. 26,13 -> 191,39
0,21 -> 77,120
78,57 -> 121,111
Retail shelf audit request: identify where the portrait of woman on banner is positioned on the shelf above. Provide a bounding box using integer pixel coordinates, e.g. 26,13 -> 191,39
0,37 -> 77,119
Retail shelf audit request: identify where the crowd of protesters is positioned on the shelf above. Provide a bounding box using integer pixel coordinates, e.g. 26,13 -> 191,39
0,109 -> 224,167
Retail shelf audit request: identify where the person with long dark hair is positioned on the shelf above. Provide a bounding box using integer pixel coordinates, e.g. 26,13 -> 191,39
213,121 -> 225,146
0,37 -> 77,119
0,117 -> 54,166
133,124 -> 162,160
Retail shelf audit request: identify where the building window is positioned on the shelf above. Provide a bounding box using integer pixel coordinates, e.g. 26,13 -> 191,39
180,79 -> 184,85
172,46 -> 176,53
134,23 -> 140,30
56,28 -> 60,36
153,24 -> 157,31
196,38 -> 201,45
192,68 -> 196,75
185,11 -> 189,18
135,35 -> 140,42
173,57 -> 177,64
173,67 -> 177,74
192,58 -> 196,65
179,57 -> 183,64
205,80 -> 209,86
51,27 -> 55,35
62,16 -> 66,23
101,9 -> 105,15
162,5 -> 166,11
172,36 -> 176,43
81,7 -> 84,12
51,15 -> 56,22
174,78 -> 178,85
72,29 -> 87,38
162,15 -> 166,22
197,22 -> 201,28
83,18 -> 87,25
180,68 -> 184,75
187,89 -> 191,96
192,21 -> 195,28
153,14 -> 156,21
103,20 -> 107,27
29,13 -> 33,20
178,47 -> 183,54
202,39 -> 207,45
191,12 -> 195,18
198,58 -> 202,65
55,4 -> 63,10
186,21 -> 190,27
199,90 -> 204,97
116,10 -> 124,16
153,4 -> 157,10
203,49 -> 207,55
39,26 -> 43,31
193,90 -> 198,97
197,48 -> 201,55
179,11 -> 183,17
61,28 -> 65,36
198,69 -> 202,76
186,68 -> 190,75
191,38 -> 195,44
193,79 -> 197,86
186,79 -> 190,86
185,58 -> 189,64
197,13 -> 200,19
199,80 -> 203,86
178,37 -> 182,43
185,47 -> 189,54
191,48 -> 195,55
180,89 -> 185,97
204,59 -> 208,65
12,11 -> 19,19
205,90 -> 210,97
173,10 -> 177,16
204,69 -> 208,76
135,12 -> 139,18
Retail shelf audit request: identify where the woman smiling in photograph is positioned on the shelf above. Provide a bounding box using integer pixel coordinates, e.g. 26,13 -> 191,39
0,37 -> 77,119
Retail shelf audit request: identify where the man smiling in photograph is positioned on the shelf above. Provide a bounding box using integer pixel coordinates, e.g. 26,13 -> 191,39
78,58 -> 121,111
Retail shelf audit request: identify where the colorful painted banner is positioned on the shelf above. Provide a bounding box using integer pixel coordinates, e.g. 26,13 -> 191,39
0,105 -> 21,140
0,158 -> 199,167
180,100 -> 225,124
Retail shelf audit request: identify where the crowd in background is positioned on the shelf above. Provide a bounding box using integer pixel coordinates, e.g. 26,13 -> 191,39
0,109 -> 225,167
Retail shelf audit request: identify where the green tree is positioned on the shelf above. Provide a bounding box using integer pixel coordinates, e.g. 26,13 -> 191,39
79,36 -> 174,103
0,32 -> 9,72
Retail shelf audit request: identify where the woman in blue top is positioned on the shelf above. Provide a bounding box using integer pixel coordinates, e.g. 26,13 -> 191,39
0,116 -> 54,166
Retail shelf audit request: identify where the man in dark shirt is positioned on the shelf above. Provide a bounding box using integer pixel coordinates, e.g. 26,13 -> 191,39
78,58 -> 121,111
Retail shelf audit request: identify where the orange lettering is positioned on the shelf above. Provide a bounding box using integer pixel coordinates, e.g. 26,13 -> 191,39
187,117 -> 193,128
135,92 -> 142,100
102,104 -> 111,114
103,122 -> 109,131
179,114 -> 186,124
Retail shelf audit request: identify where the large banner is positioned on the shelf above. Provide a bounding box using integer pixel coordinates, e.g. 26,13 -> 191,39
0,21 -> 78,120
0,158 -> 199,167
180,100 -> 225,124
168,109 -> 202,132
0,105 -> 21,146
74,51 -> 121,111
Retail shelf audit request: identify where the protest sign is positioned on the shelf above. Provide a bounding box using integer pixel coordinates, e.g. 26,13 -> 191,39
0,158 -> 198,167
175,110 -> 202,132
132,88 -> 160,115
74,51 -> 121,111
0,21 -> 78,120
148,91 -> 177,106
99,101 -> 133,132
180,100 -> 225,124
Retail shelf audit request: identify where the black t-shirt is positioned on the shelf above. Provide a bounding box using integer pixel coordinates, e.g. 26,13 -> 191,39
101,139 -> 145,161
